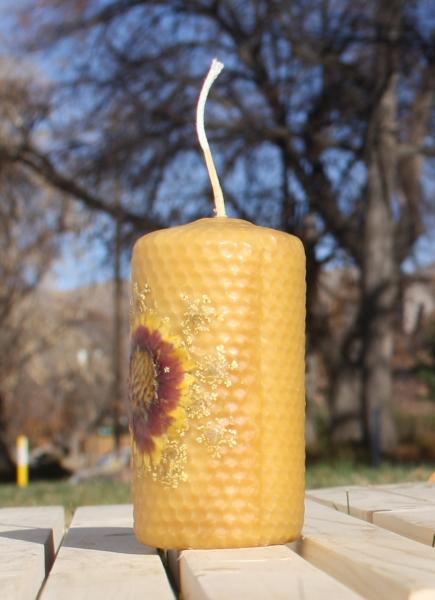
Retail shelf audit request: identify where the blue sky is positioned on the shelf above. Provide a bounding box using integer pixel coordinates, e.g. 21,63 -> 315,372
2,0 -> 434,290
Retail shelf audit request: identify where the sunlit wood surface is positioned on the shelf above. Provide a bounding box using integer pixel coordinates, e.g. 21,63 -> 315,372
2,482 -> 435,599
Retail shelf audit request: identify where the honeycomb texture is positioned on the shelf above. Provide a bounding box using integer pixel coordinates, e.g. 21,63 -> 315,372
131,217 -> 306,549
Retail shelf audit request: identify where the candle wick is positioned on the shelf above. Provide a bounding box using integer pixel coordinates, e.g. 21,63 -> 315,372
196,58 -> 227,218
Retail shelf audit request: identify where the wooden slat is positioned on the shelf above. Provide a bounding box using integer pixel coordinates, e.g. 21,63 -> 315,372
308,485 -> 435,546
179,545 -> 364,599
376,482 -> 435,503
0,506 -> 64,600
307,485 -> 430,521
41,504 -> 175,600
373,507 -> 435,547
299,500 -> 435,600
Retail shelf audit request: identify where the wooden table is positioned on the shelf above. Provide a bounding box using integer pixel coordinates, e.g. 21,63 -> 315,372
1,482 -> 435,599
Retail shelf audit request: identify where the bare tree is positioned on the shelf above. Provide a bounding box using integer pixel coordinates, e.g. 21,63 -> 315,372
6,0 -> 435,454
0,168 -> 66,475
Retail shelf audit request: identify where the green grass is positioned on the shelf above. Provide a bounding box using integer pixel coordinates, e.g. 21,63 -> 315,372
0,479 -> 131,524
306,460 -> 434,489
0,461 -> 433,526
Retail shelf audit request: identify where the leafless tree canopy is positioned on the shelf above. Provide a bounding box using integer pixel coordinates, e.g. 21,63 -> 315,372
0,0 -> 434,457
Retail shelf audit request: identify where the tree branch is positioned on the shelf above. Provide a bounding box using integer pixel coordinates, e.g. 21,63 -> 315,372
0,142 -> 163,232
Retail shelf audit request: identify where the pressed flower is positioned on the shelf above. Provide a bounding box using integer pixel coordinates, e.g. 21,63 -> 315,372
129,313 -> 193,466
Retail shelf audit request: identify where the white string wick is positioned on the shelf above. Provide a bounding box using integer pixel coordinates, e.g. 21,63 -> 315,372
196,58 -> 226,217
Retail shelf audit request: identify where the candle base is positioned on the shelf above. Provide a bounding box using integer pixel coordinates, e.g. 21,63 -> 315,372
134,500 -> 303,550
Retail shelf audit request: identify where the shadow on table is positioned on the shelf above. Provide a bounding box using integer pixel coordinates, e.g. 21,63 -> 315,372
62,526 -> 155,555
0,527 -> 55,573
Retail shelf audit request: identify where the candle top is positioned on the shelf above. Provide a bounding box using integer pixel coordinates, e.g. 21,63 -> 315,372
134,217 -> 305,264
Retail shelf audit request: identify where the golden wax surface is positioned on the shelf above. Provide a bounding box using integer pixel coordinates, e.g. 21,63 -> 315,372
130,217 -> 306,549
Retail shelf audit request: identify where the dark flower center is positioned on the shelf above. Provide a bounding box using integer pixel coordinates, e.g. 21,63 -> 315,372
130,347 -> 158,417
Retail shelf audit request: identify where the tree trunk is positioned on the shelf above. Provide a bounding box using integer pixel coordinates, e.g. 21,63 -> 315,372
330,366 -> 362,445
361,237 -> 398,456
361,70 -> 399,456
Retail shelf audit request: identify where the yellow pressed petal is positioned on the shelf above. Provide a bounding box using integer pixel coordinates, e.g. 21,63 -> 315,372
168,405 -> 185,421
133,444 -> 143,467
149,435 -> 165,465
131,314 -> 141,331
176,346 -> 194,367
180,373 -> 195,390
167,418 -> 187,438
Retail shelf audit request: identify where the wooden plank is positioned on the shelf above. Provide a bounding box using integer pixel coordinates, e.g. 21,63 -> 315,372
179,545 -> 364,599
376,482 -> 435,503
308,484 -> 435,545
307,485 -> 430,522
299,500 -> 435,600
41,504 -> 175,600
0,506 -> 64,600
373,507 -> 435,547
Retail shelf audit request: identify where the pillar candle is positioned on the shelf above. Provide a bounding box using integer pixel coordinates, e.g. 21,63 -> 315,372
130,217 -> 305,548
129,59 -> 306,549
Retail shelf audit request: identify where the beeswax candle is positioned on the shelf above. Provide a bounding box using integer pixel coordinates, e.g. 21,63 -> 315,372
129,60 -> 306,549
